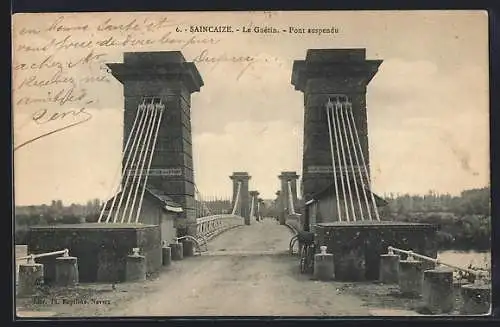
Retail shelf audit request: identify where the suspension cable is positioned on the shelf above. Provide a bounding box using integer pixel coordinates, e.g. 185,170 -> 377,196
111,99 -> 149,223
121,101 -> 156,223
287,181 -> 295,215
343,103 -> 371,221
347,103 -> 380,221
99,102 -> 143,223
126,100 -> 161,223
195,185 -> 212,216
231,182 -> 242,215
337,101 -> 357,222
326,99 -> 342,222
330,101 -> 350,222
134,101 -> 166,223
250,194 -> 255,218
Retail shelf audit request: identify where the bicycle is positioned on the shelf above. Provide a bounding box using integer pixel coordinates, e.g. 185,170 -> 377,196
297,231 -> 315,274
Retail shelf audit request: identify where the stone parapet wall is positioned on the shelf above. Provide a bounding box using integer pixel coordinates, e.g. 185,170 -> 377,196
315,221 -> 438,281
27,223 -> 162,283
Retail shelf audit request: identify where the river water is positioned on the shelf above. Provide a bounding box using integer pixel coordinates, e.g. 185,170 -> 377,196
438,250 -> 491,270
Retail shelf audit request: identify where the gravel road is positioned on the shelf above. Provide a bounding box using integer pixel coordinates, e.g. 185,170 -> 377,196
109,218 -> 369,316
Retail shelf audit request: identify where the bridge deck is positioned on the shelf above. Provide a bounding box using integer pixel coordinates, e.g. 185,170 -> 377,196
108,218 -> 369,316
207,218 -> 293,255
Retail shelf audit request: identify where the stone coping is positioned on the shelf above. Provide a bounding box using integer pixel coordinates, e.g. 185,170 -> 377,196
316,221 -> 438,229
29,223 -> 157,230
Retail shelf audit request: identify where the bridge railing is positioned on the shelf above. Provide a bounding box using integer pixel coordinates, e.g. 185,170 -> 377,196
195,214 -> 244,242
16,249 -> 70,264
388,246 -> 490,278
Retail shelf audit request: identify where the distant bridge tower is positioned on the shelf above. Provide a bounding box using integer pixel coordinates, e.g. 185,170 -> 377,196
257,197 -> 264,220
278,171 -> 300,215
106,51 -> 203,236
249,190 -> 260,220
230,172 -> 251,225
291,49 -> 383,222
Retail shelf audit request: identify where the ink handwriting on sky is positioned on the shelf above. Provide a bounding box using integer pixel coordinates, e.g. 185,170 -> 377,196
13,13 -> 273,150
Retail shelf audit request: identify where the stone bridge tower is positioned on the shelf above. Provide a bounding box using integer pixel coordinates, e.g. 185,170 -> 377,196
106,51 -> 203,236
291,49 -> 382,202
278,171 -> 299,215
249,190 -> 260,219
230,172 -> 251,225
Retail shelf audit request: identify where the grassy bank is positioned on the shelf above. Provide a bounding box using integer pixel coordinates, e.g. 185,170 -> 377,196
382,187 -> 491,252
388,212 -> 491,251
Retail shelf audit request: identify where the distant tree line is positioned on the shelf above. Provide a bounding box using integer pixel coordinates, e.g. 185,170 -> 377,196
259,197 -> 305,218
380,187 -> 491,251
15,199 -> 102,244
15,187 -> 491,251
195,198 -> 232,217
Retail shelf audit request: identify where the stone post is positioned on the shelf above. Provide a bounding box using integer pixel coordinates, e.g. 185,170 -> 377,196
55,254 -> 79,287
182,239 -> 195,257
421,269 -> 455,314
460,283 -> 491,315
125,248 -> 146,282
453,279 -> 469,312
398,259 -> 424,297
170,242 -> 184,261
313,246 -> 335,281
162,246 -> 172,266
230,172 -> 251,225
106,51 -> 203,237
17,259 -> 44,297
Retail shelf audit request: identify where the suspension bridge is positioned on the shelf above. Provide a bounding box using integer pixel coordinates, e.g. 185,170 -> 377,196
20,49 -> 447,316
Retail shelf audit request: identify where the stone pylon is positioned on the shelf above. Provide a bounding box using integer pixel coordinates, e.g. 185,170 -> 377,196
278,171 -> 300,215
291,49 -> 382,203
230,172 -> 251,225
107,51 -> 203,236
249,190 -> 260,221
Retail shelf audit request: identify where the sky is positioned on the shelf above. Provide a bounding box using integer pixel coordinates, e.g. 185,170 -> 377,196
12,11 -> 489,205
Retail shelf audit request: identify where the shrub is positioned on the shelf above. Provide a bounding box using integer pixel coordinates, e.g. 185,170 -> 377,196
59,215 -> 83,224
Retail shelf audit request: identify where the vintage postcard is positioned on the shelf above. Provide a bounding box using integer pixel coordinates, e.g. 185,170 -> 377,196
12,11 -> 491,318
